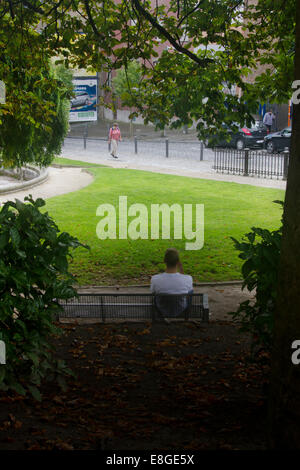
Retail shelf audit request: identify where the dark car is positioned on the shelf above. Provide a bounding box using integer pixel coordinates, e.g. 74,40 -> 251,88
212,121 -> 268,150
263,127 -> 291,153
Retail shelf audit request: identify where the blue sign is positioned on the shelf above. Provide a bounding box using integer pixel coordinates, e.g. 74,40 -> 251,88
69,77 -> 97,122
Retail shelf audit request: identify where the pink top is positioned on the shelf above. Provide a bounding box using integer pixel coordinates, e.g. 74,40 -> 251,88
109,127 -> 121,141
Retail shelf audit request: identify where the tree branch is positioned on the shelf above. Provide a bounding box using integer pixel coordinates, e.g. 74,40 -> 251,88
21,0 -> 45,15
131,0 -> 213,67
83,0 -> 106,41
177,0 -> 205,28
8,0 -> 15,18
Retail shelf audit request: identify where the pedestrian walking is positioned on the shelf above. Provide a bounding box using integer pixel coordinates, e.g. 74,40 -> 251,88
108,122 -> 122,159
263,110 -> 275,133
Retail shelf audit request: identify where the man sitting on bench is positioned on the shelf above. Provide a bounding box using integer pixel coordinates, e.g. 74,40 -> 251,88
150,248 -> 193,319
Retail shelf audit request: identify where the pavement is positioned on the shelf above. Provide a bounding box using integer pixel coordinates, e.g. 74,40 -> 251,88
62,137 -> 286,190
0,129 -> 286,203
0,167 -> 93,205
65,120 -> 286,191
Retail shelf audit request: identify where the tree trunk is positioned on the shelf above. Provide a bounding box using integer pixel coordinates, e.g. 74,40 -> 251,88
268,0 -> 300,448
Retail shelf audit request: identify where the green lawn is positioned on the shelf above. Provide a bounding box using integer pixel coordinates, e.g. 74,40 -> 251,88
52,157 -> 106,168
44,164 -> 284,285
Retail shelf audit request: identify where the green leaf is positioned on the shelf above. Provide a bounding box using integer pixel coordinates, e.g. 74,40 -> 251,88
10,227 -> 21,248
0,367 -> 6,384
25,351 -> 40,366
0,232 -> 9,251
27,384 -> 42,401
11,382 -> 26,396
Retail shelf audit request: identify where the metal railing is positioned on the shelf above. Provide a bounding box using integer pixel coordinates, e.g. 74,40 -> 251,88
213,147 -> 289,180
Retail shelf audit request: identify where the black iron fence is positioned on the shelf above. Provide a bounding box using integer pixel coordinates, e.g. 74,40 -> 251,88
213,147 -> 289,180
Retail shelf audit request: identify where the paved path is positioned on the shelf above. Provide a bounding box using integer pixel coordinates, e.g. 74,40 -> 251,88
62,138 -> 286,190
0,167 -> 93,205
0,140 -> 286,204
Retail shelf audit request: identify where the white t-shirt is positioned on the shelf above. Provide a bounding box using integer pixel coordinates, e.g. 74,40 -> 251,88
150,272 -> 193,294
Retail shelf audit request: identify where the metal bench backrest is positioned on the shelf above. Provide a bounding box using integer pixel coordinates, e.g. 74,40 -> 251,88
58,293 -> 209,322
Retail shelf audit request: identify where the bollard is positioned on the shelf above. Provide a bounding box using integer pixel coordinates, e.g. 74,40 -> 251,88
200,141 -> 204,161
83,123 -> 88,149
244,148 -> 249,176
283,147 -> 289,180
166,138 -> 169,158
134,136 -> 138,154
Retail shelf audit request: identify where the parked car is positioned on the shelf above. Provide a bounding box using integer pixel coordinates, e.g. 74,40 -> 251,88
211,120 -> 268,150
71,91 -> 89,108
263,127 -> 291,153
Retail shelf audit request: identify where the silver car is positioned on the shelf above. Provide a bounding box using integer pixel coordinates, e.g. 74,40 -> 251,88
71,91 -> 89,108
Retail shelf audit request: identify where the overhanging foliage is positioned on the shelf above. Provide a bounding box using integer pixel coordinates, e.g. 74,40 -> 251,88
0,1 -> 296,143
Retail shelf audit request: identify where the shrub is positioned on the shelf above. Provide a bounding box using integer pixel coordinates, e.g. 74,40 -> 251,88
0,196 -> 88,399
229,201 -> 283,354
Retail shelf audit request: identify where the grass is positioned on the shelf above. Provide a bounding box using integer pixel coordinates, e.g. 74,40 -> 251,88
43,164 -> 285,285
52,157 -> 106,168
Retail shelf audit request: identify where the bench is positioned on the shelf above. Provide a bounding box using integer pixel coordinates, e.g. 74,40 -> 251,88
58,292 -> 209,322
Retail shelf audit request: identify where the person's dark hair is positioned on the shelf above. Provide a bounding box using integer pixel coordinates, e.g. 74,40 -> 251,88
164,248 -> 179,268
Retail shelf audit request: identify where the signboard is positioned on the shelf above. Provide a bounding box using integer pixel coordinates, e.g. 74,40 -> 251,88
0,80 -> 5,104
69,77 -> 97,122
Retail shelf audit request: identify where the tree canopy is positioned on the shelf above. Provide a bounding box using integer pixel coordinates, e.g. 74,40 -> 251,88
0,0 -> 296,144
112,60 -> 142,102
0,12 -> 72,167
